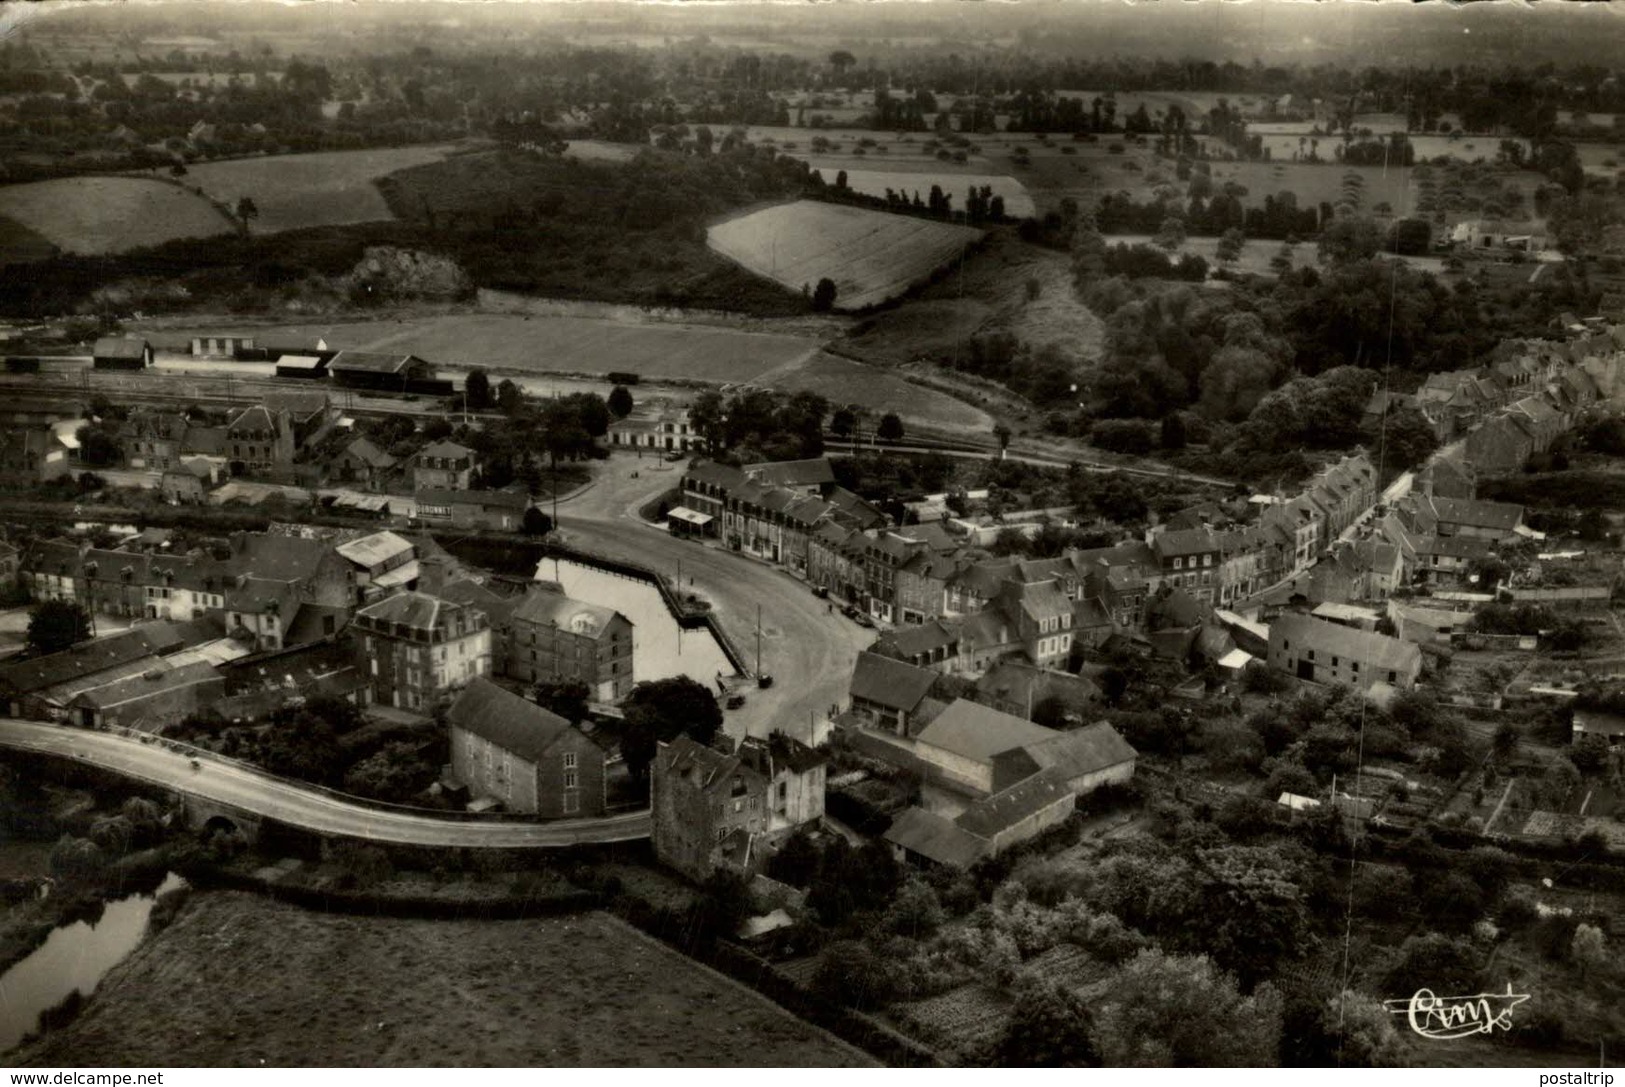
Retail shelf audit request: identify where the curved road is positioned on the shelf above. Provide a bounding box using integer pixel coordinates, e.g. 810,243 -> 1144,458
0,719 -> 648,848
553,457 -> 876,746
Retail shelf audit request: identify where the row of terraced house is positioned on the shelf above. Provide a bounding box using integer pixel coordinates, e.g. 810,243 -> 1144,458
1365,322 -> 1625,472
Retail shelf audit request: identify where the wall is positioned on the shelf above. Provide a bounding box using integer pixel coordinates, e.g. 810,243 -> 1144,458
1068,761 -> 1136,796
532,730 -> 606,818
453,726 -> 541,813
913,740 -> 993,795
986,792 -> 1075,856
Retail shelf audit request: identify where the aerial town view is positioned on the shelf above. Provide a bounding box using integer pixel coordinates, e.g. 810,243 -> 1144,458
2,0 -> 1625,1072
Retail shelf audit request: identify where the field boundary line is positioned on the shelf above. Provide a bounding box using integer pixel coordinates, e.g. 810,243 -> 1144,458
599,911 -> 882,1068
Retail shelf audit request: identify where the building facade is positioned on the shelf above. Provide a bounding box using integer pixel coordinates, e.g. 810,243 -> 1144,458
352,591 -> 492,711
505,586 -> 635,703
447,677 -> 606,816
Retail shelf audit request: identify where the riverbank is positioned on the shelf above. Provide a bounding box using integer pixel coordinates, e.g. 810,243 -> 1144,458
0,846 -> 172,977
15,889 -> 874,1066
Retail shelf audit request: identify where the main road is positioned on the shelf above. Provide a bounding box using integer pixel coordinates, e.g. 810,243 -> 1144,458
0,719 -> 649,847
551,456 -> 875,745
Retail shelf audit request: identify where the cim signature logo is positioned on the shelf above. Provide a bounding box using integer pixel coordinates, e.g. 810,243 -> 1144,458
1383,984 -> 1531,1040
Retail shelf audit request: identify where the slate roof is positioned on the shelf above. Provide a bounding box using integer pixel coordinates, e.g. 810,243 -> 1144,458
93,337 -> 148,360
884,807 -> 987,867
1004,579 -> 1072,625
1152,528 -> 1220,560
974,661 -> 1100,712
849,651 -> 936,713
953,560 -> 1021,602
654,734 -> 754,795
873,619 -> 963,661
262,390 -> 329,421
447,677 -> 593,761
339,436 -> 396,470
355,590 -> 466,633
738,732 -> 826,777
1020,721 -> 1137,782
226,533 -> 334,584
0,625 -> 187,695
226,405 -> 280,436
69,659 -> 221,711
1148,587 -> 1204,631
958,608 -> 1016,652
328,351 -> 425,374
895,520 -> 962,554
914,698 -> 1058,762
1428,497 -> 1524,534
954,767 -> 1074,838
742,457 -> 834,489
417,440 -> 474,461
432,578 -> 521,629
683,461 -> 747,492
511,586 -> 625,639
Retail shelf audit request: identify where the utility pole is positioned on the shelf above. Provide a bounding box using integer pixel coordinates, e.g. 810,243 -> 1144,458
756,603 -> 762,679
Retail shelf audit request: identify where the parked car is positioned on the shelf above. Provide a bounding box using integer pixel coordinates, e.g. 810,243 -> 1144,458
813,586 -> 829,600
758,674 -> 774,689
665,450 -> 686,462
854,612 -> 875,629
725,694 -> 747,710
841,604 -> 860,620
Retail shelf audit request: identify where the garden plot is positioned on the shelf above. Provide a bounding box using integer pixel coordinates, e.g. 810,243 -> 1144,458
707,200 -> 984,312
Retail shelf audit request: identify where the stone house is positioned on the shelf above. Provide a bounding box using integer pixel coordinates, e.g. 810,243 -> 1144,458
505,584 -> 634,704
351,591 -> 492,711
446,677 -> 607,816
651,735 -> 772,883
413,441 -> 477,492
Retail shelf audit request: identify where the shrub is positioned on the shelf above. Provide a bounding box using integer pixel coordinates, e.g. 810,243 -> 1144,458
812,940 -> 898,1010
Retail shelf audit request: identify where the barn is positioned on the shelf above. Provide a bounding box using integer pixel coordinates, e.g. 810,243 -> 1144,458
92,337 -> 152,370
328,351 -> 434,392
274,355 -> 329,379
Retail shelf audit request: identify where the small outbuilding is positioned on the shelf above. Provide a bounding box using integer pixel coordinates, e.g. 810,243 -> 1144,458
93,337 -> 152,370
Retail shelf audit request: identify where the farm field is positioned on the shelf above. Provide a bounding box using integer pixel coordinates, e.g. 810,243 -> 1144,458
132,312 -> 821,383
0,214 -> 60,267
762,351 -> 993,434
1578,142 -> 1624,177
182,144 -> 469,234
15,892 -> 872,1067
707,200 -> 984,312
0,176 -> 234,256
562,139 -> 640,163
808,165 -> 1037,219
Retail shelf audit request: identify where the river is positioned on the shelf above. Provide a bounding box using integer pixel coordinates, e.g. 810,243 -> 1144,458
534,556 -> 733,688
0,873 -> 186,1054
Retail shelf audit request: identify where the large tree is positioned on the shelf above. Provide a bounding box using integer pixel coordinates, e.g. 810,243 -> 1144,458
1094,950 -> 1283,1067
619,676 -> 723,785
534,679 -> 590,723
997,981 -> 1101,1067
465,369 -> 492,411
607,384 -> 634,419
26,600 -> 92,655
